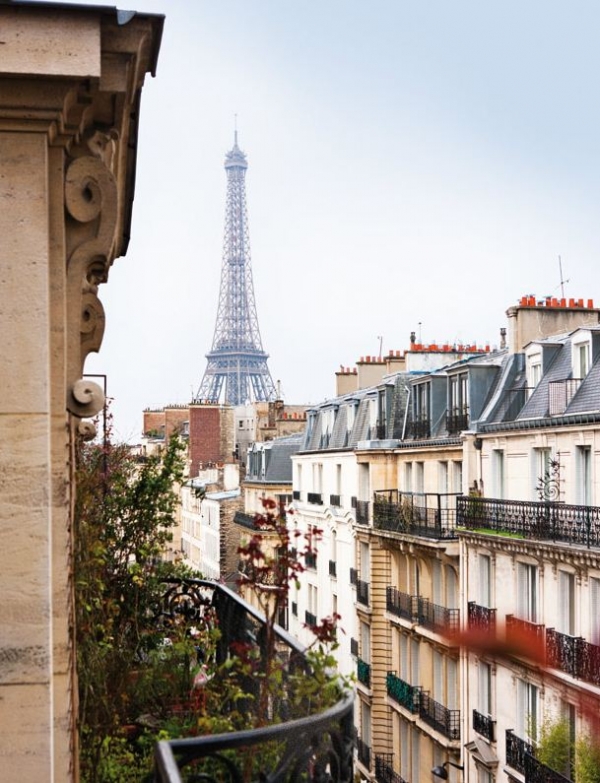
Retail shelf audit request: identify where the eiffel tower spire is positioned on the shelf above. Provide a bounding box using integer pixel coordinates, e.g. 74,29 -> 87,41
195,133 -> 277,405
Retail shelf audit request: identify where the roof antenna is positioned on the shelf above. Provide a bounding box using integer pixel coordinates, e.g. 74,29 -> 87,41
558,255 -> 569,298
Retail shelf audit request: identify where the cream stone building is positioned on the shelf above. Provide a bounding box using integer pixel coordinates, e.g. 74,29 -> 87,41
0,3 -> 162,779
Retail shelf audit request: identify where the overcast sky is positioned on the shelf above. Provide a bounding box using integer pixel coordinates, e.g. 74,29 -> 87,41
67,0 -> 600,440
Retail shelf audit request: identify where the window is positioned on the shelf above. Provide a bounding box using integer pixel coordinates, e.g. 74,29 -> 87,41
527,349 -> 542,395
360,541 -> 370,578
438,461 -> 449,495
399,633 -> 409,680
479,661 -> 492,716
517,680 -> 538,742
576,445 -> 592,505
410,727 -> 420,783
479,554 -> 492,607
313,463 -> 323,494
449,371 -> 469,415
445,566 -> 458,609
335,463 -> 342,496
415,461 -> 424,493
400,721 -> 409,780
416,383 -> 429,421
359,463 -> 370,501
410,638 -> 420,684
432,560 -> 442,605
576,341 -> 591,379
558,571 -> 575,636
360,700 -> 372,750
360,621 -> 371,664
516,563 -> 538,623
308,584 -> 318,617
591,577 -> 600,642
404,462 -> 413,492
492,450 -> 505,499
452,461 -> 463,493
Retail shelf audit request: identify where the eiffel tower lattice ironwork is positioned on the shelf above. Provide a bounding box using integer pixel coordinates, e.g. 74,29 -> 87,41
194,133 -> 277,405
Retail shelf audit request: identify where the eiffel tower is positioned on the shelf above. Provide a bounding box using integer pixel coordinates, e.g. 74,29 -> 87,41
195,133 -> 277,405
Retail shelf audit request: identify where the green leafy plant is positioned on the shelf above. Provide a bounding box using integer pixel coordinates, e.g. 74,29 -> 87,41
576,734 -> 600,783
536,716 -> 572,778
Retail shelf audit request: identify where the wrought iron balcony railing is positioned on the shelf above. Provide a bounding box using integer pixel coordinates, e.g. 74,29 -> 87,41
292,490 -> 300,500
356,737 -> 371,770
307,492 -> 323,505
386,587 -> 415,621
233,510 -> 262,530
446,408 -> 469,435
473,709 -> 495,742
357,658 -> 371,687
305,610 -> 317,626
468,601 -> 497,632
356,579 -> 370,607
374,490 -> 460,540
506,614 -> 545,644
457,495 -> 600,549
417,597 -> 460,634
385,588 -> 460,633
355,500 -> 370,526
407,418 -> 430,439
549,378 -> 582,416
418,692 -> 460,740
386,672 -> 421,713
506,729 -> 534,775
524,752 -> 572,782
330,493 -> 341,507
375,754 -> 408,783
329,559 -> 337,577
546,628 -> 600,687
153,580 -> 354,783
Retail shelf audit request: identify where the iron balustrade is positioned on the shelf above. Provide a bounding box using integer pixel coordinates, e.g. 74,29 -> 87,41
292,490 -> 300,500
375,754 -> 408,783
356,579 -> 370,607
546,628 -> 600,686
153,579 -> 354,783
506,730 -> 534,776
417,597 -> 460,634
330,494 -> 341,507
524,752 -> 572,782
357,658 -> 371,687
549,378 -> 582,416
473,709 -> 495,742
386,672 -> 421,713
457,495 -> 600,549
386,587 -> 416,621
305,610 -> 317,626
374,490 -> 460,540
355,500 -> 370,526
233,510 -> 260,530
356,738 -> 371,770
468,601 -> 497,632
386,588 -> 459,632
506,614 -> 545,644
407,418 -> 430,439
329,559 -> 337,577
307,492 -> 323,505
418,692 -> 460,740
446,408 -> 469,435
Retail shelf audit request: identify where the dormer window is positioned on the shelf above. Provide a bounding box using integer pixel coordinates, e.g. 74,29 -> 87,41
576,340 -> 591,379
526,347 -> 542,396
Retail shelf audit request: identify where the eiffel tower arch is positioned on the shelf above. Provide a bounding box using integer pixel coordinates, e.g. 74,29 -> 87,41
195,134 -> 277,405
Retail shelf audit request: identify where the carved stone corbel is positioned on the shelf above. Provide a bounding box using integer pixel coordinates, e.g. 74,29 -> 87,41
64,141 -> 118,418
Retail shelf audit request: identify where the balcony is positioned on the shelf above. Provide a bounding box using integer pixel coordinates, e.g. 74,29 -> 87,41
386,588 -> 460,633
506,729 -> 534,776
374,490 -> 460,540
153,580 -> 354,782
524,752 -> 572,782
233,510 -> 261,530
468,601 -> 497,632
457,495 -> 600,549
357,658 -> 371,687
386,587 -> 415,621
330,493 -> 341,506
417,597 -> 460,634
473,709 -> 495,742
546,628 -> 600,687
356,578 -> 370,607
292,490 -> 300,500
549,378 -> 582,416
418,692 -> 460,740
386,672 -> 421,713
357,737 -> 371,770
329,559 -> 337,577
375,754 -> 408,783
305,610 -> 317,626
506,614 -> 545,644
446,408 -> 469,435
307,492 -> 323,505
407,417 -> 430,439
355,500 -> 370,526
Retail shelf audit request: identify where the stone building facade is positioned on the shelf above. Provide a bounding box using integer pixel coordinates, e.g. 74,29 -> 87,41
0,3 -> 162,778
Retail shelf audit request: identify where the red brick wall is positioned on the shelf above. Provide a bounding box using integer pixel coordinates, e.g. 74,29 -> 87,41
143,410 -> 165,437
189,405 -> 222,476
164,407 -> 189,440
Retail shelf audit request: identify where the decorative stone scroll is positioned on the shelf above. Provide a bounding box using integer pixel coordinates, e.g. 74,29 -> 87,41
64,138 -> 118,418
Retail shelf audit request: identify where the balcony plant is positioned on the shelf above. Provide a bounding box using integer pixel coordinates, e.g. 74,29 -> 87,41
75,428 -> 350,782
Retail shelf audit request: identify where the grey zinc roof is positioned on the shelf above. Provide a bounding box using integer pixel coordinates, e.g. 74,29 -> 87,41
518,340 -> 571,419
264,435 -> 303,482
565,360 -> 600,414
